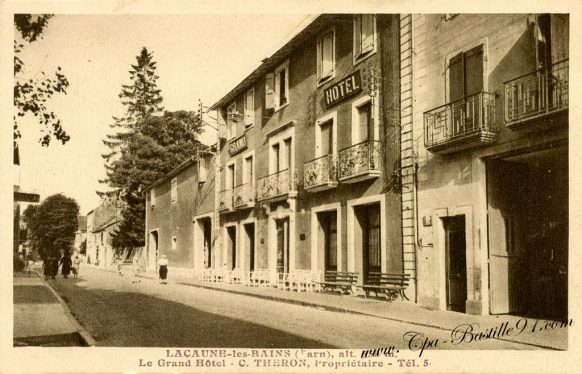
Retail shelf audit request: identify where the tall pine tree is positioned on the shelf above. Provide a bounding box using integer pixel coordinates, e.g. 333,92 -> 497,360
101,47 -> 164,175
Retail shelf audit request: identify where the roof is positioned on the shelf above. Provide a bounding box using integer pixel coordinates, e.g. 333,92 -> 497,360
77,216 -> 87,232
142,157 -> 197,194
210,14 -> 343,111
93,216 -> 120,232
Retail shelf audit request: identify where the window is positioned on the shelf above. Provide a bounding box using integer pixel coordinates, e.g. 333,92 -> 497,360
274,61 -> 289,109
317,29 -> 335,83
226,163 -> 235,190
171,177 -> 177,203
353,15 -> 376,63
448,45 -> 484,102
315,112 -> 337,158
227,102 -> 237,139
283,138 -> 292,171
198,158 -> 207,183
352,98 -> 375,144
243,154 -> 254,184
150,190 -> 156,207
244,89 -> 254,129
271,143 -> 280,173
172,236 -> 177,250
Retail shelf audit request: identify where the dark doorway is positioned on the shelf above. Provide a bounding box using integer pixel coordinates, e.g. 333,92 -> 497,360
276,218 -> 289,274
244,223 -> 255,272
202,218 -> 212,269
227,226 -> 237,270
360,204 -> 381,279
320,211 -> 338,271
444,216 -> 467,313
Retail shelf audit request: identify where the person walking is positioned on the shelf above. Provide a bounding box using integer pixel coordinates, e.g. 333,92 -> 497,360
158,255 -> 168,284
60,253 -> 72,279
131,256 -> 141,284
72,254 -> 81,278
50,256 -> 59,280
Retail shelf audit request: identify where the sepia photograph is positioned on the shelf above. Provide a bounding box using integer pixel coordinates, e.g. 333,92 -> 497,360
2,1 -> 579,373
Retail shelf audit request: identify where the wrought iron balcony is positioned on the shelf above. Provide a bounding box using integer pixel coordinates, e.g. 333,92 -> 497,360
504,59 -> 568,127
218,189 -> 233,212
257,168 -> 297,201
424,91 -> 497,154
304,154 -> 338,192
233,182 -> 255,209
338,140 -> 381,183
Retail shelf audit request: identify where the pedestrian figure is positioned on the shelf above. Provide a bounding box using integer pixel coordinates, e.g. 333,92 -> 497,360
50,257 -> 59,280
43,258 -> 51,280
131,256 -> 141,284
72,255 -> 81,278
60,253 -> 72,279
158,255 -> 168,284
115,255 -> 124,276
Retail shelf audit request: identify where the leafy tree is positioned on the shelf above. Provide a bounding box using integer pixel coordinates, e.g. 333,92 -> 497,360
102,47 -> 164,168
107,111 -> 202,248
22,194 -> 79,261
14,14 -> 70,147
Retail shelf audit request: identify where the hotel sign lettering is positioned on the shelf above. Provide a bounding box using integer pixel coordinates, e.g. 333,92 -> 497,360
324,70 -> 362,108
229,134 -> 248,156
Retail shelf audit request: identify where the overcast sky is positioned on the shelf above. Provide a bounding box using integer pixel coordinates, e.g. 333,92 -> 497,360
16,13 -> 311,214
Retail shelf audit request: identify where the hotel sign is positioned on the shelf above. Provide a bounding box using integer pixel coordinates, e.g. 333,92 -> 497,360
229,134 -> 248,156
324,70 -> 362,108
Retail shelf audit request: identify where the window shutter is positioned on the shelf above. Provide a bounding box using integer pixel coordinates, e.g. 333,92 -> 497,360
448,52 -> 465,102
361,15 -> 375,53
464,45 -> 483,97
354,16 -> 362,57
265,73 -> 275,109
322,32 -> 334,77
320,120 -> 332,156
244,90 -> 254,126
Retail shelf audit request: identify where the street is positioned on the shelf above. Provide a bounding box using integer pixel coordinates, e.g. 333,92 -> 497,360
47,266 -> 538,350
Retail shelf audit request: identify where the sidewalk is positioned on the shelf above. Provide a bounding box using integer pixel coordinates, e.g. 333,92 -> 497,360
13,269 -> 94,346
128,269 -> 568,351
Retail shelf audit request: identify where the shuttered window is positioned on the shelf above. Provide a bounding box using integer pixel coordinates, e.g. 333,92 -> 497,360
357,101 -> 372,143
318,29 -> 335,82
244,89 -> 254,128
448,45 -> 484,101
319,120 -> 333,156
354,15 -> 376,62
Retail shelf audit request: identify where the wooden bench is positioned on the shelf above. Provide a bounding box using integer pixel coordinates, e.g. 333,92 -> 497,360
360,272 -> 410,301
314,271 -> 359,295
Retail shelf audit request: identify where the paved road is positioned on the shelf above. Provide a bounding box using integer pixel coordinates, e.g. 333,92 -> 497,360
48,266 -> 538,350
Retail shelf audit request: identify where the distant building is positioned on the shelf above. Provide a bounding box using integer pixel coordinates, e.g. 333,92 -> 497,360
143,153 -> 216,277
85,195 -> 123,267
74,215 -> 87,254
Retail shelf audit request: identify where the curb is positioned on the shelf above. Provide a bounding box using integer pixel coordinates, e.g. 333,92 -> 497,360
134,271 -> 562,351
35,270 -> 97,347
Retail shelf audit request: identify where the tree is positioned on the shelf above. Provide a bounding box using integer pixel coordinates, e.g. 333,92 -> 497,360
14,14 -> 70,147
22,194 -> 79,261
101,47 -> 164,169
107,111 -> 202,248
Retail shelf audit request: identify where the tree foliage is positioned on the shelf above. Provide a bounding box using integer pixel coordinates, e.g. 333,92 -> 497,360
14,14 -> 70,146
107,111 -> 203,248
22,194 -> 79,261
102,47 -> 164,166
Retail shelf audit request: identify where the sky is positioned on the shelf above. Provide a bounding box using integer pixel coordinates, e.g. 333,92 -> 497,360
16,13 -> 311,215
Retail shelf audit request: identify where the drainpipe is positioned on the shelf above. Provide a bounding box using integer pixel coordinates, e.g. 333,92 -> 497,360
413,160 -> 421,304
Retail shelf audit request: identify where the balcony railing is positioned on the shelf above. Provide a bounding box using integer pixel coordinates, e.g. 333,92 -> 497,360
424,91 -> 497,154
504,59 -> 568,125
338,140 -> 381,182
257,168 -> 297,201
218,189 -> 233,212
233,182 -> 255,208
304,154 -> 337,191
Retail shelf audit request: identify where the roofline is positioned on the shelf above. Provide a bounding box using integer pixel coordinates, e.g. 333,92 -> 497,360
142,157 -> 197,194
209,14 -> 331,111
